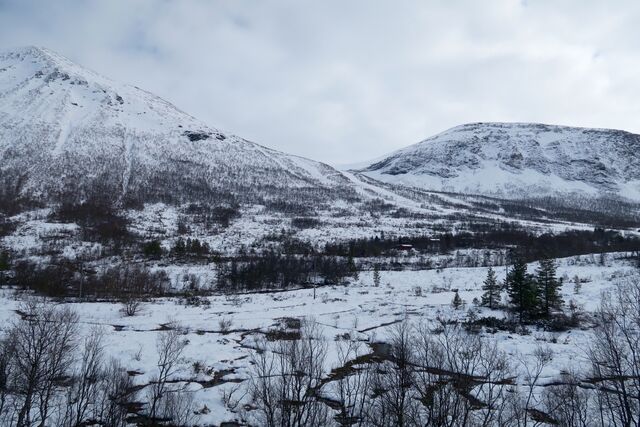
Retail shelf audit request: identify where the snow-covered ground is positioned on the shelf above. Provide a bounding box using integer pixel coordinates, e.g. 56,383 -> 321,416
0,252 -> 635,425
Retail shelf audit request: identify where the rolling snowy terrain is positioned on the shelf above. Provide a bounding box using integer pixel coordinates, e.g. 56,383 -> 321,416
0,253 -> 637,425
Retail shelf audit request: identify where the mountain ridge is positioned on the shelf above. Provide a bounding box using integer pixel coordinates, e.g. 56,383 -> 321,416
356,121 -> 640,201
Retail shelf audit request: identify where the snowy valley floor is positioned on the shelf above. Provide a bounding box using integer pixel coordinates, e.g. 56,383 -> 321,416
0,253 -> 637,425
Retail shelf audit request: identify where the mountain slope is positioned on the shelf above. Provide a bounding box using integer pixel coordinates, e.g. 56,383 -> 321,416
0,46 -> 355,206
356,122 -> 640,201
2,47 -> 637,242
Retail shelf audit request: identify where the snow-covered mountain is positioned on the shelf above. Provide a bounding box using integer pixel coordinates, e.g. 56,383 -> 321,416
0,46 -> 354,206
356,122 -> 640,201
2,47 -> 638,238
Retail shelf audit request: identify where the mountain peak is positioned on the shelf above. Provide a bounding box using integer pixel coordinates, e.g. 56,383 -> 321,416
0,46 -> 354,206
0,45 -> 121,96
2,45 -> 91,75
0,45 -> 49,58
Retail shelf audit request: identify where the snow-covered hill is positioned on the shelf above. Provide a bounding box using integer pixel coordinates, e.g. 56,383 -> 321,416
0,46 -> 354,206
2,47 -> 638,249
356,122 -> 640,201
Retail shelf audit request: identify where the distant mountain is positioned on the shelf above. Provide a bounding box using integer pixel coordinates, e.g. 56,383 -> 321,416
0,46 -> 355,207
1,47 -> 638,237
355,122 -> 640,201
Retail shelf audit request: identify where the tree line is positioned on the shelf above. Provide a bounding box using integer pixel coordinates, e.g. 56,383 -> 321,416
217,250 -> 358,291
324,227 -> 640,262
7,260 -> 169,300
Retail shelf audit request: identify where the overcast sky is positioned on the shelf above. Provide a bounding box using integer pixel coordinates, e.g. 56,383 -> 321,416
1,1 -> 640,164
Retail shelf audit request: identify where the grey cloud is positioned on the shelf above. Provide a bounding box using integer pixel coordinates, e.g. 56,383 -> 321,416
1,0 -> 640,164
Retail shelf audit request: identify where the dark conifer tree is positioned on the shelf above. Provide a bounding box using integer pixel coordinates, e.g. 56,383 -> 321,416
172,238 -> 186,256
347,255 -> 358,280
0,251 -> 9,271
535,257 -> 563,316
481,266 -> 500,309
452,290 -> 463,310
506,257 -> 537,322
373,264 -> 381,287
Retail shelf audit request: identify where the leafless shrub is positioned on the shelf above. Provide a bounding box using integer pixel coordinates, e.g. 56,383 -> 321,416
157,387 -> 195,426
587,276 -> 640,426
121,296 -> 142,316
0,301 -> 141,427
9,299 -> 79,427
366,320 -> 421,426
147,324 -> 192,424
62,327 -> 106,426
507,345 -> 554,427
328,338 -> 372,426
247,318 -> 329,427
218,317 -> 233,333
542,369 -> 591,427
94,358 -> 135,427
413,321 -> 514,427
221,382 -> 246,414
225,292 -> 243,306
0,333 -> 16,425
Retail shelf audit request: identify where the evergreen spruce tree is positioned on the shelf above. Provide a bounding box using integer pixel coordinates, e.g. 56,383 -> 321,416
480,266 -> 500,309
0,251 -> 8,271
536,257 -> 563,316
373,264 -> 381,287
229,259 -> 238,290
573,275 -> 582,294
172,238 -> 186,256
452,290 -> 463,310
143,240 -> 163,259
506,258 -> 537,322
